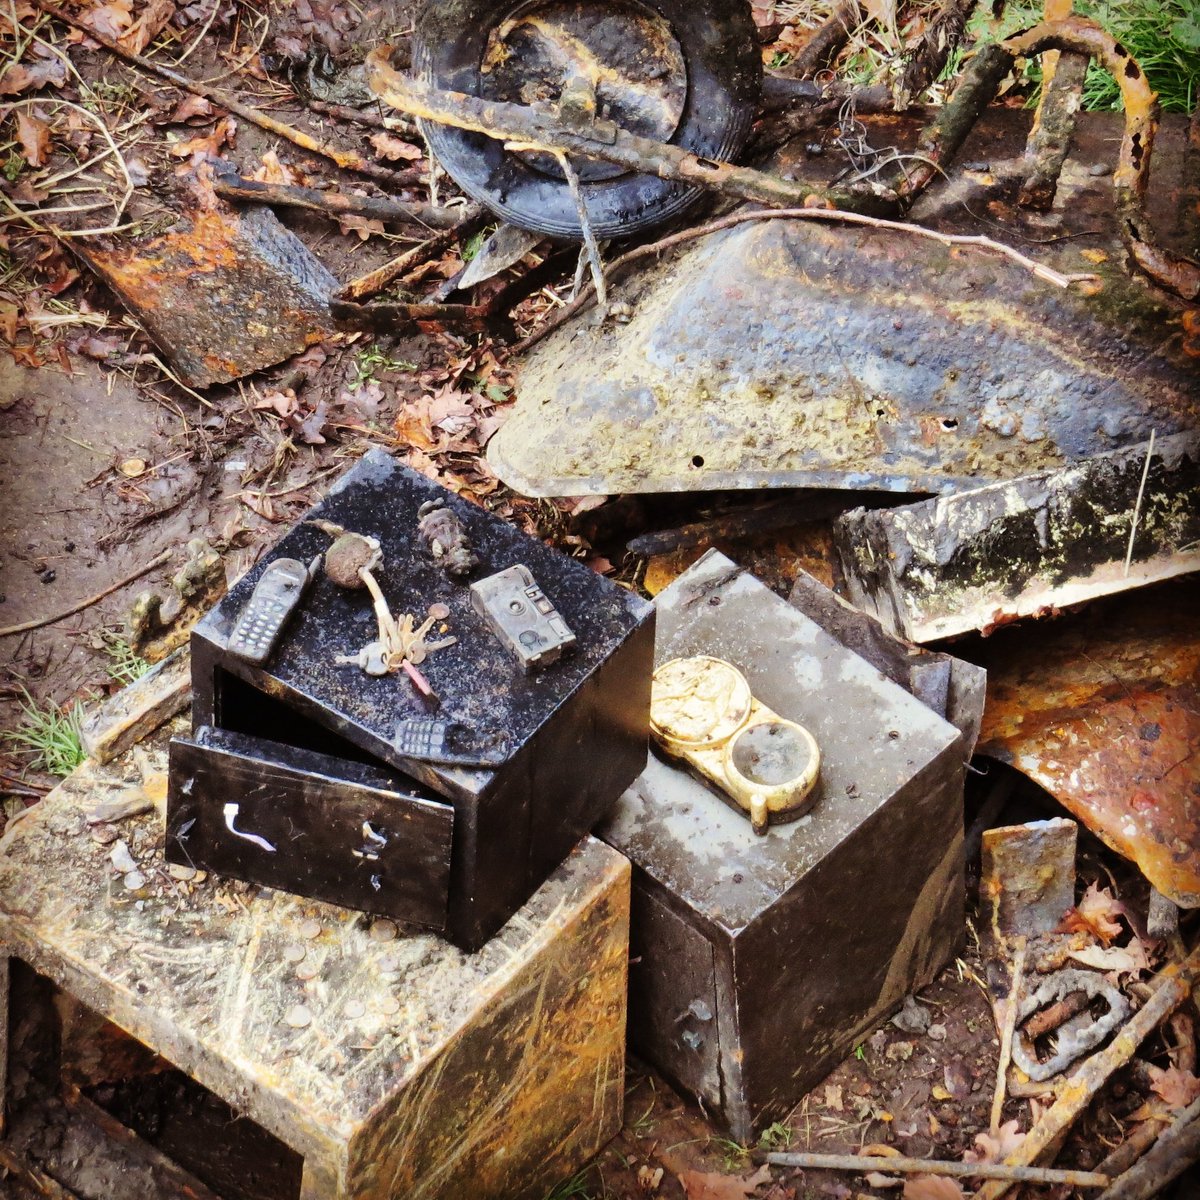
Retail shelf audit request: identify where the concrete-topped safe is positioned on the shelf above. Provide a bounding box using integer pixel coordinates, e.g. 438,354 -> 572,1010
599,551 -> 967,1140
167,450 -> 655,950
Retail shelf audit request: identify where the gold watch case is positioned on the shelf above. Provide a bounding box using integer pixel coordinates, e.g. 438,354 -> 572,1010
649,656 -> 821,835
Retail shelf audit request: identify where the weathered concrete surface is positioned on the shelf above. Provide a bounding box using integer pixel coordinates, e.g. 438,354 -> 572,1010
0,734 -> 630,1200
974,577 -> 1200,908
600,551 -> 964,1140
80,647 -> 191,765
491,110 -> 1199,498
834,432 -> 1200,642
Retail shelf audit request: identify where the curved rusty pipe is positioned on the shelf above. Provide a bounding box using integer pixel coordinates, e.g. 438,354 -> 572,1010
1003,16 -> 1200,300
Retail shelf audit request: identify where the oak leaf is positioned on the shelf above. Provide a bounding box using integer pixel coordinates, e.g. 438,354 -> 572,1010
0,59 -> 67,96
16,110 -> 51,167
963,1119 -> 1024,1165
678,1164 -> 772,1200
903,1178 -> 964,1200
1060,882 -> 1124,944
1150,1066 -> 1200,1109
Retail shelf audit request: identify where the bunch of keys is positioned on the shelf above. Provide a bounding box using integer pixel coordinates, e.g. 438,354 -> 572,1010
309,522 -> 458,685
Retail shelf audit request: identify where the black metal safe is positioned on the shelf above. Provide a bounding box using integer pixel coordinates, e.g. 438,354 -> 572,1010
167,451 -> 655,950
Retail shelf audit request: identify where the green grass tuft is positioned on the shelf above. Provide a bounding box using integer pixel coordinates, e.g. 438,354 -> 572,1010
100,631 -> 151,687
2,689 -> 87,777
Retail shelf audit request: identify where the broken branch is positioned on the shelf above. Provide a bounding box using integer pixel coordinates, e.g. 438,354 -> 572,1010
0,550 -> 172,638
211,171 -> 474,231
29,0 -> 424,189
757,1151 -> 1108,1187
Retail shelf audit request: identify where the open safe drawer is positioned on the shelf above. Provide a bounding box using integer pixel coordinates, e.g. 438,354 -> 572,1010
167,728 -> 455,932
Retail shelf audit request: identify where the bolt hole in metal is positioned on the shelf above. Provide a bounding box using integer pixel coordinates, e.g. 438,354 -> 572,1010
691,454 -> 705,468
728,722 -> 816,789
480,0 -> 689,182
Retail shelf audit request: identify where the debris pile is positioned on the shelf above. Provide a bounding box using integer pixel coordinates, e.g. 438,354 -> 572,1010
0,0 -> 1198,1197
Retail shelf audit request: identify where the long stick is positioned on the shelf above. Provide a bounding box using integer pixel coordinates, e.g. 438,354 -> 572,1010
757,1152 -> 1108,1187
1096,1096 -> 1200,1200
212,172 -> 472,230
30,0 -> 423,188
339,213 -> 486,301
514,205 -> 1093,353
975,945 -> 1200,1200
991,943 -> 1027,1136
0,550 -> 172,638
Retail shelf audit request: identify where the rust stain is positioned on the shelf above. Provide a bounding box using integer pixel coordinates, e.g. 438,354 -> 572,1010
977,580 -> 1200,907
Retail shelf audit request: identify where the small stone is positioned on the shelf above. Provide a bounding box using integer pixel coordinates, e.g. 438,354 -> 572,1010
1089,161 -> 1111,176
377,996 -> 400,1016
295,960 -> 320,981
123,870 -> 146,890
111,841 -> 137,874
283,944 -> 307,964
891,995 -> 932,1035
928,1023 -> 948,1041
344,1000 -> 366,1020
369,919 -> 398,943
167,863 -> 196,882
284,1004 -> 312,1029
90,824 -> 119,846
963,160 -> 991,172
299,918 -> 322,940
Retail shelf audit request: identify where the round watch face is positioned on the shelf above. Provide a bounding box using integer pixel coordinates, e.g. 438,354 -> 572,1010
650,656 -> 752,749
727,720 -> 817,789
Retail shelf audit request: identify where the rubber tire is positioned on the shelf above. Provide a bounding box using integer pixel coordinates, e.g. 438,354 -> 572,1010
413,0 -> 762,239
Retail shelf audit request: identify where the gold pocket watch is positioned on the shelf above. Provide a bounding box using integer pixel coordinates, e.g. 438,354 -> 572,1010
649,656 -> 821,835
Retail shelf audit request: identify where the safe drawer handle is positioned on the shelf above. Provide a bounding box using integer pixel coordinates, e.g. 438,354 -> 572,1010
223,803 -> 277,853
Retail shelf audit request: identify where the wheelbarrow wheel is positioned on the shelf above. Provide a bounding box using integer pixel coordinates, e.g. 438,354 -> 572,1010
413,0 -> 762,239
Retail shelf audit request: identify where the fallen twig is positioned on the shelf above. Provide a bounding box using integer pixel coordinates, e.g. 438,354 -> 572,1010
789,0 -> 862,79
514,206 -> 1095,353
1096,1095 -> 1200,1200
29,0 -> 423,189
756,1151 -> 1107,1187
0,549 -> 172,638
894,0 -> 979,110
338,212 -> 487,302
1123,429 -> 1157,578
975,944 -> 1200,1200
991,942 -> 1026,1136
212,169 -> 473,230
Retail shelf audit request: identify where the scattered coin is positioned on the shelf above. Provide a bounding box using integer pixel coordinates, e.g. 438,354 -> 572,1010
299,918 -> 322,940
428,603 -> 450,621
344,1000 -> 366,1020
120,458 -> 147,478
378,953 -> 400,973
90,824 -> 119,846
369,919 -> 398,943
295,960 -> 321,981
284,1004 -> 312,1029
377,996 -> 400,1016
167,863 -> 196,882
123,870 -> 146,890
283,944 -> 307,964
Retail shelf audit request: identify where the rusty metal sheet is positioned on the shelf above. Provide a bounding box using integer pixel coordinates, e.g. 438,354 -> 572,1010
76,201 -> 338,388
975,578 -> 1200,908
490,111 -> 1199,498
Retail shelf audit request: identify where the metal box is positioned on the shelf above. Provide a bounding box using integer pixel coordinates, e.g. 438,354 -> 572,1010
167,450 -> 654,950
599,551 -> 966,1139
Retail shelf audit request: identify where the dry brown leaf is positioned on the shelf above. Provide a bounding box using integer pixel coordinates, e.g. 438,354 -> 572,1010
251,149 -> 305,185
678,1164 -> 772,1200
81,0 -> 134,40
370,131 -> 423,162
118,0 -> 175,54
964,1119 -> 1024,1165
903,1178 -> 964,1200
1060,882 -> 1125,945
1068,941 -> 1148,975
254,388 -> 299,419
337,214 -> 385,241
169,116 -> 236,161
168,94 -> 214,123
1150,1065 -> 1200,1109
865,1173 -> 904,1189
16,110 -> 51,168
0,59 -> 67,96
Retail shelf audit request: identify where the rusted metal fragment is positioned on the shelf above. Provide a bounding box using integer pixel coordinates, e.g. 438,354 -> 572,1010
0,740 -> 630,1199
835,433 -> 1200,642
491,113 -> 1198,497
975,579 -> 1200,908
75,201 -> 338,388
1011,969 -> 1128,1081
981,819 -> 1078,940
80,648 -> 191,765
